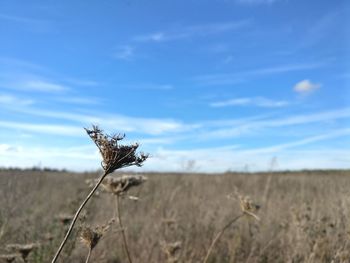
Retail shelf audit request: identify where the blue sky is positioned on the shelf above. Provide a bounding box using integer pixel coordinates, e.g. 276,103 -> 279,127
0,0 -> 349,172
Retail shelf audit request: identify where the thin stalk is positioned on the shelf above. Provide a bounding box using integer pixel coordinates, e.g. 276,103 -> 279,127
116,195 -> 133,263
203,214 -> 244,263
51,172 -> 108,263
85,248 -> 92,263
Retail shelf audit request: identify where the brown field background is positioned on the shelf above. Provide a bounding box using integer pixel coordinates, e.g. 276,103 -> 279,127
0,169 -> 349,263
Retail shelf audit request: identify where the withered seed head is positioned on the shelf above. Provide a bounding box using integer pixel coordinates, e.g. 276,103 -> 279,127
161,241 -> 182,259
239,195 -> 261,221
101,174 -> 147,195
85,125 -> 148,174
80,227 -> 102,250
6,243 -> 39,261
80,218 -> 115,250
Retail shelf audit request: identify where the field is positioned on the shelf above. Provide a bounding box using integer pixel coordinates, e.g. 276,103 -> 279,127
0,169 -> 349,263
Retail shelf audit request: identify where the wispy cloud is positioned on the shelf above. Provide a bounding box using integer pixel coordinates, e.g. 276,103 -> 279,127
54,96 -> 101,105
0,57 -> 47,72
0,121 -> 83,137
210,97 -> 289,108
1,106 -> 349,171
149,129 -> 350,172
0,75 -> 69,93
124,83 -> 173,91
2,104 -> 197,136
195,62 -> 324,85
294,79 -> 321,94
113,45 -> 135,60
22,79 -> 68,92
2,142 -> 348,172
200,108 -> 350,139
246,128 -> 350,153
63,78 -> 99,87
134,20 -> 251,42
0,94 -> 34,106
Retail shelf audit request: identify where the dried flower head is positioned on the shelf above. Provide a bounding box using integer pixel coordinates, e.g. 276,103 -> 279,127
161,241 -> 182,262
85,125 -> 148,174
101,174 -> 147,195
6,243 -> 39,261
239,195 -> 260,221
0,254 -> 18,263
80,218 -> 115,250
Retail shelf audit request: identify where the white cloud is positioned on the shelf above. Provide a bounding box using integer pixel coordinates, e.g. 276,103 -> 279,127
55,96 -> 101,105
245,128 -> 350,153
0,107 -> 349,172
145,129 -> 350,172
0,57 -> 46,71
210,97 -> 289,108
134,20 -> 251,42
294,79 -> 321,94
0,94 -> 34,106
0,121 -> 83,137
199,108 -> 350,139
124,83 -> 173,91
1,105 -> 197,136
113,45 -> 135,60
195,62 -> 324,86
0,75 -> 69,93
2,142 -> 348,172
23,79 -> 68,92
136,32 -> 166,42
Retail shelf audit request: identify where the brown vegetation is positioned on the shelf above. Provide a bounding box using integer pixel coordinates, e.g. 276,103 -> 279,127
0,169 -> 349,262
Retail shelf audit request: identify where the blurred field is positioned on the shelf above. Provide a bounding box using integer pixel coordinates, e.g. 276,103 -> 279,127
0,169 -> 349,263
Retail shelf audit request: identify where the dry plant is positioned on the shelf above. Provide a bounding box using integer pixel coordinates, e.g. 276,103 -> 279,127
80,218 -> 115,263
203,193 -> 260,263
102,174 -> 147,263
161,241 -> 182,263
6,243 -> 39,262
51,125 -> 148,263
0,254 -> 18,263
101,174 -> 147,195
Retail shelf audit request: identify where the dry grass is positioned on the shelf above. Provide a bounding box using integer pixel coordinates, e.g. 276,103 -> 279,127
0,169 -> 349,262
50,126 -> 148,263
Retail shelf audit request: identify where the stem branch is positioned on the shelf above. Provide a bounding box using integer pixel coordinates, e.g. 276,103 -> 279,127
203,214 -> 244,263
51,172 -> 108,263
116,195 -> 133,263
85,248 -> 92,263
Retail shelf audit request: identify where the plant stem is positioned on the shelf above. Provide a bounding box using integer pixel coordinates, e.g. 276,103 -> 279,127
203,214 -> 244,263
51,172 -> 108,263
85,248 -> 92,263
116,195 -> 133,263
